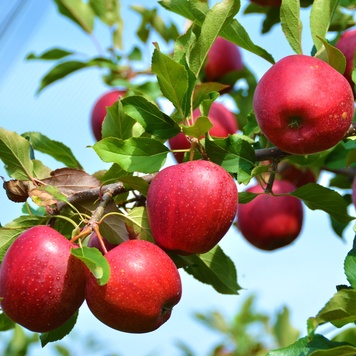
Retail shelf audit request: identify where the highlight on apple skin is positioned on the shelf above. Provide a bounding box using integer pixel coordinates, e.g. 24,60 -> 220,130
253,54 -> 354,155
146,160 -> 238,255
85,239 -> 182,333
237,180 -> 304,251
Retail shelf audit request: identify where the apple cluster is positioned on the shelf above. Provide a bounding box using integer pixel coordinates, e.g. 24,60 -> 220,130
0,226 -> 182,334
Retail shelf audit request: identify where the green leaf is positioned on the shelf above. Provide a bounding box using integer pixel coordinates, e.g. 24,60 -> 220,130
205,134 -> 256,184
125,207 -> 154,242
268,334 -> 356,356
54,0 -> 95,33
121,96 -> 180,139
238,191 -> 259,204
71,246 -> 110,285
0,127 -> 34,180
182,116 -> 213,139
151,49 -> 189,114
314,37 -> 346,74
102,101 -> 136,140
280,0 -> 303,54
0,312 -> 15,331
22,132 -> 82,169
159,0 -> 275,64
310,0 -> 339,50
344,236 -> 356,289
89,0 -> 122,28
119,176 -> 150,196
290,183 -> 354,224
310,288 -> 356,332
36,61 -> 89,93
273,306 -> 300,348
332,327 -> 356,347
188,0 -> 241,77
92,137 -> 169,173
40,311 -> 78,347
26,48 -> 74,60
183,245 -> 241,295
0,216 -> 48,261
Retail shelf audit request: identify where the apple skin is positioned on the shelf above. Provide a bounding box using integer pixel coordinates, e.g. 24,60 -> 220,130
253,55 -> 354,155
237,180 -> 303,251
85,239 -> 182,333
277,162 -> 317,188
146,160 -> 238,255
335,29 -> 356,95
204,36 -> 243,84
90,90 -> 125,141
168,102 -> 238,163
250,0 -> 281,6
0,225 -> 88,332
87,232 -> 117,254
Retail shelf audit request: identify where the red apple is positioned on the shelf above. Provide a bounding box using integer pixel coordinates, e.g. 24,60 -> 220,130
352,176 -> 356,208
253,55 -> 354,155
90,90 -> 125,141
250,0 -> 281,6
85,239 -> 182,333
87,232 -> 117,254
277,162 -> 317,188
0,226 -> 88,332
204,36 -> 244,84
168,102 -> 238,163
335,28 -> 356,95
237,180 -> 303,251
146,160 -> 238,255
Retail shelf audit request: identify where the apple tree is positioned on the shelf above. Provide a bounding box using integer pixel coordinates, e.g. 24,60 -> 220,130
1,0 -> 356,354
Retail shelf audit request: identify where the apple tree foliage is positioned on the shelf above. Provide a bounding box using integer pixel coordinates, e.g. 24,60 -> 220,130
1,0 -> 356,353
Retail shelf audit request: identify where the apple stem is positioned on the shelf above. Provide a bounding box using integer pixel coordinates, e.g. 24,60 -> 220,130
70,225 -> 92,244
93,224 -> 108,255
264,159 -> 279,194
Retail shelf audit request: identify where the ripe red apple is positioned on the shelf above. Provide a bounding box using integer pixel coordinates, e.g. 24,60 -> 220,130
237,180 -> 303,251
87,232 -> 117,254
352,176 -> 356,208
85,239 -> 182,333
204,36 -> 244,84
250,0 -> 281,6
90,90 -> 125,141
0,225 -> 88,332
168,102 -> 238,163
253,55 -> 354,155
146,160 -> 238,255
335,29 -> 356,95
277,162 -> 317,188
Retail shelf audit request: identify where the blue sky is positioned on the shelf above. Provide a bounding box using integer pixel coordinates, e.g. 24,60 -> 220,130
0,1 -> 355,355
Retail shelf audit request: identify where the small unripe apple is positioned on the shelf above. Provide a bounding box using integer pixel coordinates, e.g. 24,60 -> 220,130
168,102 -> 238,163
85,240 -> 182,333
335,29 -> 356,95
90,90 -> 125,141
0,226 -> 88,332
250,0 -> 281,6
87,232 -> 117,254
237,180 -> 303,251
204,36 -> 243,84
277,162 -> 317,188
146,160 -> 238,255
253,55 -> 354,155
